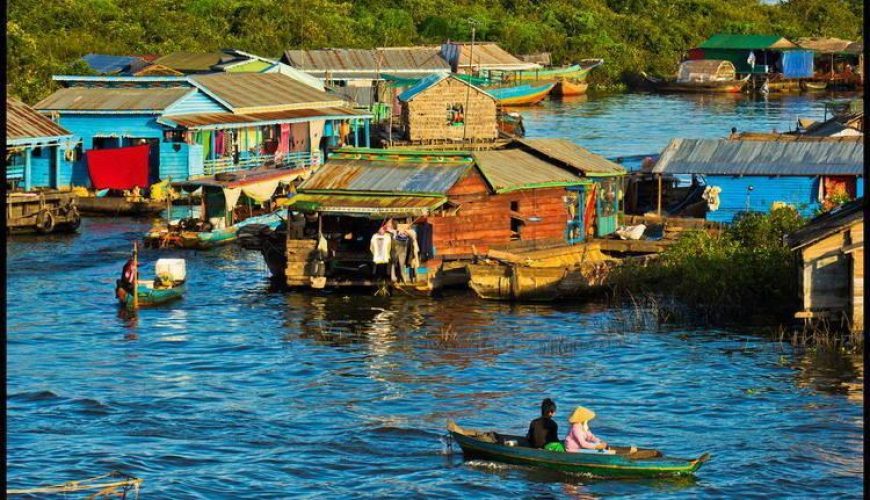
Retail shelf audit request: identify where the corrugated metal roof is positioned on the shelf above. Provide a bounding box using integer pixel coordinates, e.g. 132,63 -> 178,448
442,42 -> 541,71
178,166 -> 305,188
787,196 -> 864,249
795,37 -> 855,53
190,73 -> 348,113
283,47 -> 449,73
304,71 -> 443,80
518,139 -> 627,176
845,41 -> 863,54
34,87 -> 191,112
6,98 -> 73,143
299,151 -> 472,194
472,149 -> 585,193
82,54 -> 149,74
285,193 -> 446,216
153,51 -> 235,72
652,138 -> 864,176
698,34 -> 797,50
161,107 -> 369,128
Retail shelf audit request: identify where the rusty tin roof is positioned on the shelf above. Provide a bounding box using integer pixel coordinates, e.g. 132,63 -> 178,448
6,98 -> 73,144
34,87 -> 192,113
190,73 -> 348,113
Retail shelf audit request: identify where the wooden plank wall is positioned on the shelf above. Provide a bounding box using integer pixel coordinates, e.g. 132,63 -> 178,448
428,170 -> 570,257
850,221 -> 864,332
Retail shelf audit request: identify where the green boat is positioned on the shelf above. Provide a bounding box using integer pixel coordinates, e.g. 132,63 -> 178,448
447,420 -> 709,479
119,281 -> 185,310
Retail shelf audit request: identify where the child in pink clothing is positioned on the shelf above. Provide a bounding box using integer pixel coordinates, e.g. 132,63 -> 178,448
564,406 -> 608,452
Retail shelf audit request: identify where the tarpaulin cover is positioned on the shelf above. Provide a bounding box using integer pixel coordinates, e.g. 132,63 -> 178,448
780,50 -> 814,78
86,144 -> 150,189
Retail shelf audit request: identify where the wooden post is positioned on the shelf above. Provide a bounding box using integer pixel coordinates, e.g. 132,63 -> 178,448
23,148 -> 32,191
132,241 -> 139,311
53,145 -> 62,189
656,174 -> 663,216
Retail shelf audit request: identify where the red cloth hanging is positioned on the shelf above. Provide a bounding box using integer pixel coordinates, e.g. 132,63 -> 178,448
86,144 -> 150,190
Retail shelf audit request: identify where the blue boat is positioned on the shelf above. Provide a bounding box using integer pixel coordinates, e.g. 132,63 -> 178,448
486,82 -> 556,106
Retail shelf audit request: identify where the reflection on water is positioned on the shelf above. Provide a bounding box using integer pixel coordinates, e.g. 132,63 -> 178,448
6,91 -> 864,497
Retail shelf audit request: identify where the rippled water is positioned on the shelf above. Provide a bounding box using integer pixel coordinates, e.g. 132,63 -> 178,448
7,92 -> 863,498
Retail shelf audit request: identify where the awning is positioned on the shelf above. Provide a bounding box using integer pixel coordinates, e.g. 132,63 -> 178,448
279,193 -> 446,217
159,107 -> 371,130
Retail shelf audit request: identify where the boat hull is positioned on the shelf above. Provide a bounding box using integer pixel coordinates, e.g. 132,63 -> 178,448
448,423 -> 708,479
800,80 -> 828,91
552,79 -> 589,96
117,283 -> 185,310
509,61 -> 602,83
467,264 -> 567,301
77,196 -> 165,216
488,83 -> 556,106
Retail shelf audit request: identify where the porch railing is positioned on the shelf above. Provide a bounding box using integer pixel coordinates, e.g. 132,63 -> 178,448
202,151 -> 322,176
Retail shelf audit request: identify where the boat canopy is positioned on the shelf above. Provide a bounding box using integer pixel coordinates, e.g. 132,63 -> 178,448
677,60 -> 736,83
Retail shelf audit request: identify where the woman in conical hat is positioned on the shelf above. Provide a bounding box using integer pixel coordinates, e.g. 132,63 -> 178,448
564,406 -> 608,452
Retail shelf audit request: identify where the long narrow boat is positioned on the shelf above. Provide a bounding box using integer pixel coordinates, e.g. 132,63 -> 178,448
800,80 -> 828,92
77,195 -> 165,216
507,60 -> 603,83
448,420 -> 709,479
487,82 -> 556,106
642,72 -> 750,94
552,79 -> 589,96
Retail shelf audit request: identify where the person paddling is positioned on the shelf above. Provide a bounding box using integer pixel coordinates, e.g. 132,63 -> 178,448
526,398 -> 561,450
565,406 -> 608,452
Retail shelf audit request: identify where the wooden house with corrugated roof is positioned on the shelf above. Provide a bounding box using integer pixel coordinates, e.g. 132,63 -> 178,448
34,73 -> 372,186
265,139 -> 625,290
787,197 -> 864,333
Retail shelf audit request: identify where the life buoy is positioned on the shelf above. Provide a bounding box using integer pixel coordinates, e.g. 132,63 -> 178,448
65,148 -> 76,162
36,210 -> 56,234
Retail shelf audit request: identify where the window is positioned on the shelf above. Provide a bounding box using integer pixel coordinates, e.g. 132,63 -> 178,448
446,103 -> 464,126
510,201 -> 519,212
163,130 -> 185,143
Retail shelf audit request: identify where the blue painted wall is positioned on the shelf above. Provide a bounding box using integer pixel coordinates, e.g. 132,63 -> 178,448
163,90 -> 228,116
705,175 -> 822,223
57,114 -> 194,185
6,145 -> 75,189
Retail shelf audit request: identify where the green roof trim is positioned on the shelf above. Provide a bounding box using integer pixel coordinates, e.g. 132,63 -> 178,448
698,34 -> 797,50
299,189 -> 447,198
493,179 -> 591,194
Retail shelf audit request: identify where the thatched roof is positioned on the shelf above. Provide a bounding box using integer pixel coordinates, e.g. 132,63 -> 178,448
795,37 -> 855,53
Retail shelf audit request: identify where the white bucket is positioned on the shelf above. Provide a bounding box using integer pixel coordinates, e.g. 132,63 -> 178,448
155,258 -> 186,282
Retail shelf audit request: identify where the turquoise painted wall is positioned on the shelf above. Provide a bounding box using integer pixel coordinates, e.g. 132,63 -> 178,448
57,114 -> 193,185
6,145 -> 75,189
163,90 -> 228,116
705,175 -> 826,223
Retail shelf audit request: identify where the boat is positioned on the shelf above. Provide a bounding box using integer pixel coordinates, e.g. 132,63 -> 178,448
502,59 -> 603,84
800,80 -> 828,91
487,82 -> 556,106
145,167 -> 303,250
6,190 -> 81,234
115,245 -> 186,311
447,420 -> 710,479
642,60 -> 750,94
552,79 -> 589,96
76,194 -> 166,216
466,244 -> 618,301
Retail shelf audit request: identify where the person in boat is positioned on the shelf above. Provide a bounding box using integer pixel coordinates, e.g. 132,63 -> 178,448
526,398 -> 560,449
565,406 -> 608,452
116,255 -> 138,299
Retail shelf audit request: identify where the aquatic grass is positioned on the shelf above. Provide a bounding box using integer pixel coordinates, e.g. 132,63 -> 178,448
603,207 -> 863,350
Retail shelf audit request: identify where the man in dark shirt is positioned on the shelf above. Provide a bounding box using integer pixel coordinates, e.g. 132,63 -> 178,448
526,398 -> 559,448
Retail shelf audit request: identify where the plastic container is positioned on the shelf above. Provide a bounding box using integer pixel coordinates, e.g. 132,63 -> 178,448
155,258 -> 186,282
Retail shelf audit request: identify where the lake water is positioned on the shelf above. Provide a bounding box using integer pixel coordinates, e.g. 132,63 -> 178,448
6,91 -> 864,498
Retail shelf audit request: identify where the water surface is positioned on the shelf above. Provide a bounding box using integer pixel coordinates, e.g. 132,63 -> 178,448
7,92 -> 863,498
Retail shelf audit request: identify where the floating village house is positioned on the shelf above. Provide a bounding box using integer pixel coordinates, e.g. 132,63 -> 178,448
277,139 -> 625,288
649,137 -> 864,223
34,72 -> 372,187
787,197 -> 864,333
6,98 -> 78,190
397,73 -> 498,144
440,41 -> 541,76
688,34 -> 813,80
795,37 -> 864,86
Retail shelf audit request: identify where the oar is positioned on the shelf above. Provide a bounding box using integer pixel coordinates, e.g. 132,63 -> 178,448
132,241 -> 139,311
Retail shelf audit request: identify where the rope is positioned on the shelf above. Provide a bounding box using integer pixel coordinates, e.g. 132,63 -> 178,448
7,471 -> 142,497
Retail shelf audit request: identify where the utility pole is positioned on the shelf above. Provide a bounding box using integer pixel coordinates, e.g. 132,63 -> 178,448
462,19 -> 477,143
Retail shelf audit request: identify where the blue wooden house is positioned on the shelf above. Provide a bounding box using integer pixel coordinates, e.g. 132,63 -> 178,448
651,137 -> 864,223
34,73 -> 372,187
6,98 -> 79,190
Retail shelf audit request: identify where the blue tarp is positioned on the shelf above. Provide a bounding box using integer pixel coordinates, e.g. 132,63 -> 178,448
780,50 -> 814,78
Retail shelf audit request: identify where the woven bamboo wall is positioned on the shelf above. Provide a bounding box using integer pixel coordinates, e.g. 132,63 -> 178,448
402,78 -> 497,142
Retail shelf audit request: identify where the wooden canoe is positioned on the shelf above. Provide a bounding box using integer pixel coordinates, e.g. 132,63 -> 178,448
448,420 -> 709,479
487,82 -> 556,106
467,263 -> 567,301
77,196 -> 165,216
800,80 -> 828,91
552,79 -> 589,96
117,280 -> 185,310
642,72 -> 749,94
509,60 -> 603,83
